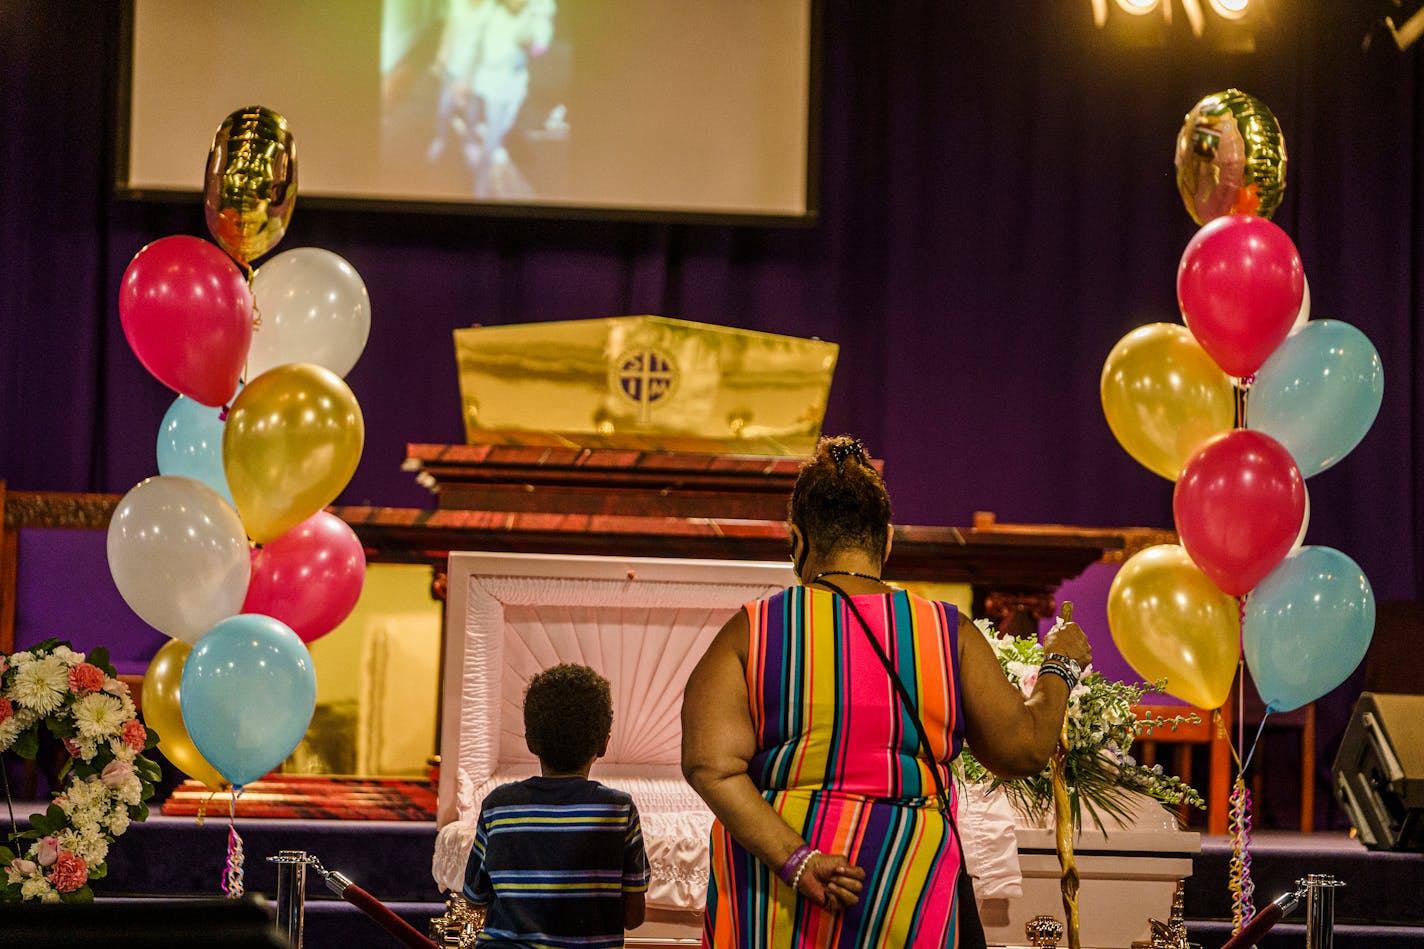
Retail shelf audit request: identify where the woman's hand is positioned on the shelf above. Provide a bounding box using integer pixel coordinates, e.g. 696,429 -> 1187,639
1042,620 -> 1092,670
796,852 -> 866,912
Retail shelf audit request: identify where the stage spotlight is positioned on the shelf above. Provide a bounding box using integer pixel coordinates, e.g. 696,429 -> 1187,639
1208,0 -> 1250,19
1115,0 -> 1161,14
1363,1 -> 1424,50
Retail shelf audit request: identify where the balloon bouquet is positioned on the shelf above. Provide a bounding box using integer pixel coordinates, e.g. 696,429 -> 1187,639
1100,90 -> 1382,929
106,107 -> 373,896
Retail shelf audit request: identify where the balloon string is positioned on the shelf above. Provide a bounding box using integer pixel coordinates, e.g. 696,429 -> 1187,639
1240,713 -> 1270,775
222,785 -> 245,899
1228,777 -> 1255,931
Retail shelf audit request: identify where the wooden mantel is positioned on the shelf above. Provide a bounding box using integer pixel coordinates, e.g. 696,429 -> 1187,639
1,472 -> 1171,648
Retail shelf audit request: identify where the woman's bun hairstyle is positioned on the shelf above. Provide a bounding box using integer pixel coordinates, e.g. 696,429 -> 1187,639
789,435 -> 892,560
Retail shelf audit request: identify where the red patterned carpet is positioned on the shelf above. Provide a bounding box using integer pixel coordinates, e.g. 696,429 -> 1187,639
160,775 -> 438,821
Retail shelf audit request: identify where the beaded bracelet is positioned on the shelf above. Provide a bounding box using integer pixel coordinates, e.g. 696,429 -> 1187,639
778,844 -> 814,885
1037,661 -> 1079,692
788,849 -> 821,892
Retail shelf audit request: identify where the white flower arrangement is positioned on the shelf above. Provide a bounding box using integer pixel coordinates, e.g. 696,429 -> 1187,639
958,619 -> 1206,829
1,640 -> 161,902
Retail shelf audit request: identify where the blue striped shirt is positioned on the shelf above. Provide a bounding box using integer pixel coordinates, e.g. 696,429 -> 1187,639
463,777 -> 650,948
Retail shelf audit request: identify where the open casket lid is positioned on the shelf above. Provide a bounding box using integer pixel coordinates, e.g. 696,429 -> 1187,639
437,551 -> 794,827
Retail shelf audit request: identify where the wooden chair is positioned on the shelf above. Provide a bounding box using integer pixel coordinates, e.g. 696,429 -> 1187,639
1133,695 -> 1233,836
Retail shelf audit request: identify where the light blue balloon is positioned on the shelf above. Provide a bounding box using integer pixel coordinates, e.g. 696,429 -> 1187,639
156,394 -> 235,507
1243,546 -> 1375,713
1248,320 -> 1383,477
180,614 -> 317,786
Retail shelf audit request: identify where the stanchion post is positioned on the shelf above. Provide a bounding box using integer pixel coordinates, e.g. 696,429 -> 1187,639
270,850 -> 315,948
1301,873 -> 1345,949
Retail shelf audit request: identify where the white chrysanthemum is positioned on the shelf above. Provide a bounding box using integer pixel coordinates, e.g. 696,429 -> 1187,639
68,734 -> 99,762
0,715 -> 23,751
57,826 -> 109,865
9,656 -> 69,714
9,650 -> 34,666
20,875 -> 55,901
108,737 -> 138,763
64,776 -> 104,807
72,691 -> 124,741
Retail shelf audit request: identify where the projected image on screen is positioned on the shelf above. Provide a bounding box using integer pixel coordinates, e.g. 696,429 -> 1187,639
381,0 -> 569,202
123,1 -> 814,220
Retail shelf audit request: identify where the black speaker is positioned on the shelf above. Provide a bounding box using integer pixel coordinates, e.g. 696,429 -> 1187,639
1332,692 -> 1424,852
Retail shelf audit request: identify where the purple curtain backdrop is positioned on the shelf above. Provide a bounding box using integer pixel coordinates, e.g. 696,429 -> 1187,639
2,3 -> 1421,824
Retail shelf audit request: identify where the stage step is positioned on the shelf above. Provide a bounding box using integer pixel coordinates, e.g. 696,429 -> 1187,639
10,812 -> 1424,947
1184,832 -> 1424,927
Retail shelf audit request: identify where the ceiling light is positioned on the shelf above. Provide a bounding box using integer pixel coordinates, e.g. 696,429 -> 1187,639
1115,0 -> 1161,14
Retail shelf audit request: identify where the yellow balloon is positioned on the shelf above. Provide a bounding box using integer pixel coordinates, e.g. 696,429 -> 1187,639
1174,88 -> 1286,226
224,362 -> 364,543
141,639 -> 228,790
204,106 -> 298,266
1101,323 -> 1235,481
1107,544 -> 1240,710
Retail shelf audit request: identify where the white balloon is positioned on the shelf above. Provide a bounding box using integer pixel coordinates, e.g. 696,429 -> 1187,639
248,247 -> 371,378
106,475 -> 251,643
1288,273 -> 1311,335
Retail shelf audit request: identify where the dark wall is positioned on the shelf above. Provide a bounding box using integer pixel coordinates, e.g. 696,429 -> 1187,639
2,1 -> 1421,602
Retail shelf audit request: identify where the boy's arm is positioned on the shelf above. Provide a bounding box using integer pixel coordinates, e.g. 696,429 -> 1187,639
623,890 -> 646,930
623,800 -> 649,930
461,811 -> 493,907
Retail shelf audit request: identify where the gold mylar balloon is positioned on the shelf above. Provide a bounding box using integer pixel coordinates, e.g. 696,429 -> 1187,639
204,106 -> 298,266
223,362 -> 364,544
1107,544 -> 1240,710
1175,88 -> 1286,226
141,639 -> 228,790
1100,323 -> 1236,481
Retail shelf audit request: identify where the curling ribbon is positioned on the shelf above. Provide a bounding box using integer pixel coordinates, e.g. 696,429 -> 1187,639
223,785 -> 246,898
1227,776 -> 1255,931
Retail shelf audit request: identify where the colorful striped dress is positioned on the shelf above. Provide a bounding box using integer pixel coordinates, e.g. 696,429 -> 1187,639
703,587 -> 967,948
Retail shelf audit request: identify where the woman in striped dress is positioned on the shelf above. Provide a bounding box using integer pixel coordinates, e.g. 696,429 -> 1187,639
681,435 -> 1092,947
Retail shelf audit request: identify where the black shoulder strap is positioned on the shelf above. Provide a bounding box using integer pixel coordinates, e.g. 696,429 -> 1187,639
812,579 -> 949,810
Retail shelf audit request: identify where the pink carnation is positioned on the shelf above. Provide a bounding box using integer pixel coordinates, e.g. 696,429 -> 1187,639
49,851 -> 88,893
67,662 -> 106,693
0,696 -> 12,725
122,718 -> 147,752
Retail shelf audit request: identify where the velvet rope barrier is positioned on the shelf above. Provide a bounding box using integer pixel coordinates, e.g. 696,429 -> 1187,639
1217,888 -> 1301,949
312,860 -> 439,949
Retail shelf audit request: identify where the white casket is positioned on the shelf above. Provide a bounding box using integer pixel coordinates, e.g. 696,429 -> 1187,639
982,793 -> 1201,949
431,551 -> 794,945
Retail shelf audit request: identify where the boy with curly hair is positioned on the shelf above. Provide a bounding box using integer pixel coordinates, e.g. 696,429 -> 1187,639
463,663 -> 649,945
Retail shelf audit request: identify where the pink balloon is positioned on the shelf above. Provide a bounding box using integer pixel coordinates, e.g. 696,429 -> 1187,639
1173,429 -> 1305,596
1177,216 -> 1304,378
242,511 -> 366,644
119,235 -> 254,407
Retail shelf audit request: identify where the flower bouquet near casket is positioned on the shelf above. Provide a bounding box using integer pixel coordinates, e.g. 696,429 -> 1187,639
956,620 -> 1205,830
0,639 -> 161,902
